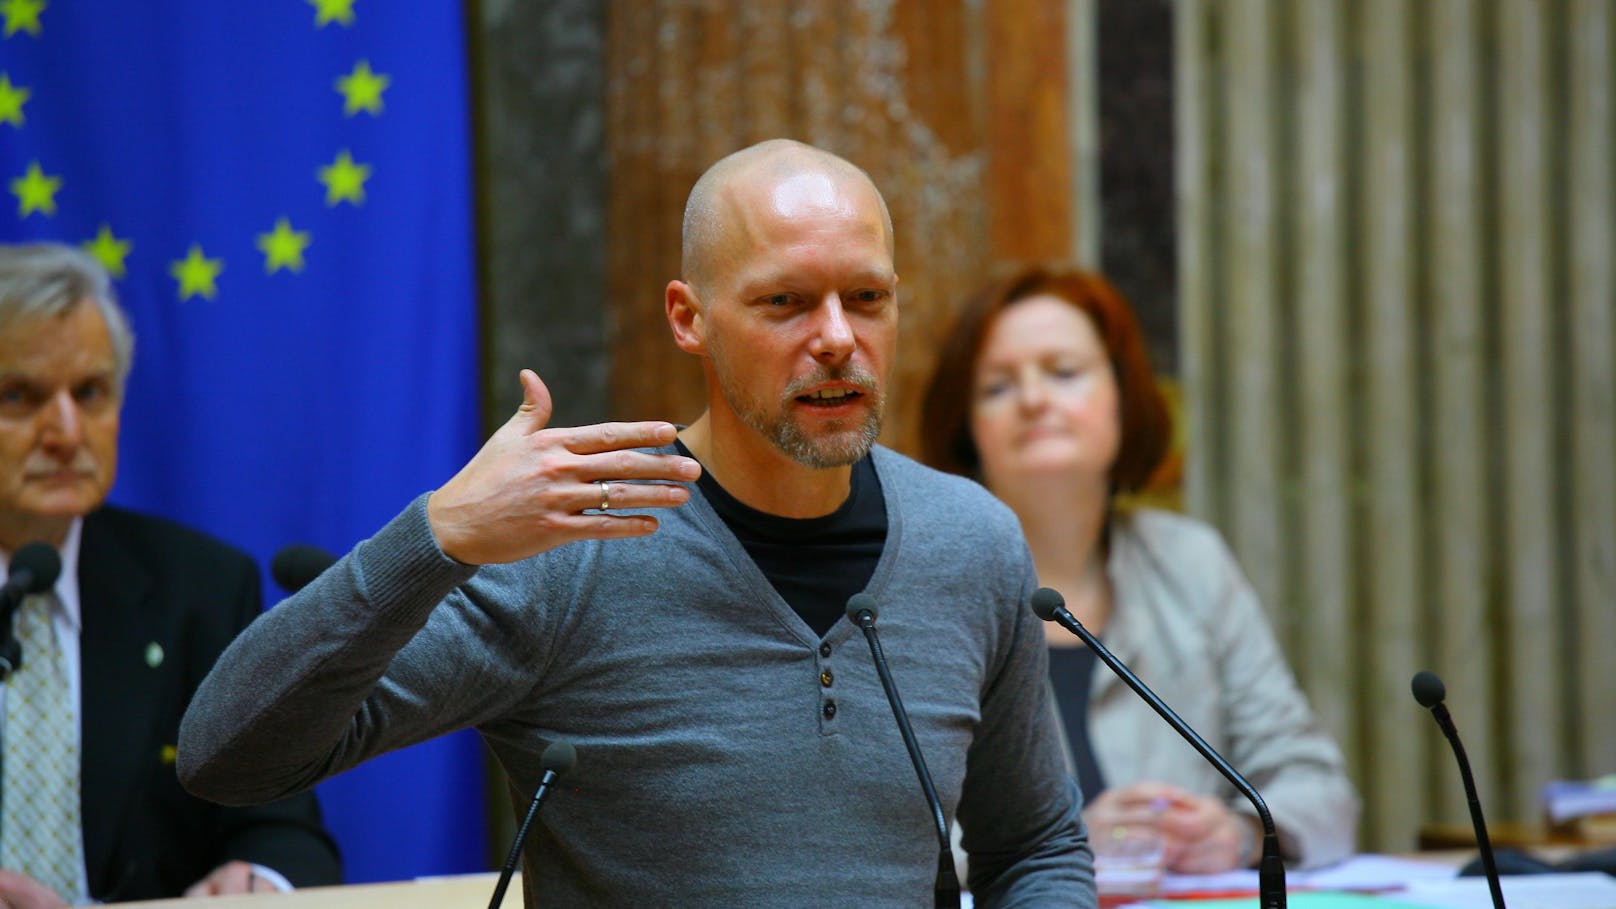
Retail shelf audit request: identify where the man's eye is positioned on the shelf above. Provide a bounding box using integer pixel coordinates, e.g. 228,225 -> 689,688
0,385 -> 39,416
852,289 -> 887,303
765,294 -> 793,306
0,383 -> 38,403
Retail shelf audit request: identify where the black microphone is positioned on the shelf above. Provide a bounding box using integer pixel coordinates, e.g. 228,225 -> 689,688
2,542 -> 62,681
1032,587 -> 1286,909
3,541 -> 61,606
487,740 -> 577,909
846,593 -> 960,909
271,544 -> 337,594
1412,670 -> 1506,909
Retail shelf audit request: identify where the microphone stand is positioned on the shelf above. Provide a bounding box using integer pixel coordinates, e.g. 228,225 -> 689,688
487,741 -> 576,909
0,637 -> 20,681
1413,671 -> 1506,909
848,596 -> 960,909
1039,594 -> 1286,909
1,586 -> 29,682
0,590 -> 20,682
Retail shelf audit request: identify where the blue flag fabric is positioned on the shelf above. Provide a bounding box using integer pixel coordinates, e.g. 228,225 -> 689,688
2,1 -> 487,883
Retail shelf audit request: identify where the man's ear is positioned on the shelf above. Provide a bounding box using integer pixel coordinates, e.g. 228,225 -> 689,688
666,280 -> 706,355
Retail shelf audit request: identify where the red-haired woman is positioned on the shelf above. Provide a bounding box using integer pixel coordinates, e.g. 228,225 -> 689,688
921,265 -> 1358,872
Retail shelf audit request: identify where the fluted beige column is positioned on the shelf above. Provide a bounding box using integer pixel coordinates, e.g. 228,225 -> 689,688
1178,0 -> 1616,851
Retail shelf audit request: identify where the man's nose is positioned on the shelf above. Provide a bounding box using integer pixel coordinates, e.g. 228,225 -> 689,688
809,296 -> 856,362
39,389 -> 85,448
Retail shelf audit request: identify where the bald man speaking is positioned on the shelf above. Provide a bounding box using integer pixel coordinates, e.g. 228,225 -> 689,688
179,140 -> 1093,907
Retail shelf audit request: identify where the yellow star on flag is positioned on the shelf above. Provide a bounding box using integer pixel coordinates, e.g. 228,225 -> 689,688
170,245 -> 223,301
335,59 -> 389,117
83,225 -> 132,278
257,218 -> 312,273
10,160 -> 60,217
0,0 -> 45,38
318,149 -> 371,207
0,73 -> 29,127
308,0 -> 355,28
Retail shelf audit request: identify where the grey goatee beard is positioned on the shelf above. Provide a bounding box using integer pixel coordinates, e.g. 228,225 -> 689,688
718,361 -> 885,469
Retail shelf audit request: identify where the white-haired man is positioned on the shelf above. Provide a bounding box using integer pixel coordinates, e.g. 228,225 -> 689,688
0,243 -> 341,905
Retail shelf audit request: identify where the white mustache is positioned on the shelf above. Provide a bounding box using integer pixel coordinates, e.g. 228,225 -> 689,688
23,453 -> 98,478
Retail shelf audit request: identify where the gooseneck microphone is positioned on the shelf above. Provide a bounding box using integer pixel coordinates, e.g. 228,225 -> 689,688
1031,587 -> 1286,909
1412,670 -> 1506,909
271,544 -> 337,594
488,740 -> 577,909
846,593 -> 960,909
2,542 -> 63,681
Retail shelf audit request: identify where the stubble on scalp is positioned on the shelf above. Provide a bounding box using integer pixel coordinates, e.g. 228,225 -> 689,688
681,139 -> 894,297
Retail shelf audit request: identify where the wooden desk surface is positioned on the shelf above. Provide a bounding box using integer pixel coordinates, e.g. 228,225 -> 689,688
120,872 -> 521,908
1419,819 -> 1616,851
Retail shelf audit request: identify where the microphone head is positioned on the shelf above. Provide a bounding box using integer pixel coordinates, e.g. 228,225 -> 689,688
845,592 -> 879,623
1411,670 -> 1447,708
9,542 -> 62,593
271,544 -> 337,593
539,740 -> 577,775
1030,587 -> 1065,622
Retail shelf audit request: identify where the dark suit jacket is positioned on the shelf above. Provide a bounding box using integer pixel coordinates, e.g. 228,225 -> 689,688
78,505 -> 342,901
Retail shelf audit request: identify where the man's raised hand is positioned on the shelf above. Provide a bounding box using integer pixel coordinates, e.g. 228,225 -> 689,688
427,369 -> 701,564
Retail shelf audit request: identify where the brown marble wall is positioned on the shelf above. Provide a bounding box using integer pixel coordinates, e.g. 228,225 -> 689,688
607,0 -> 1021,452
476,1 -> 1080,456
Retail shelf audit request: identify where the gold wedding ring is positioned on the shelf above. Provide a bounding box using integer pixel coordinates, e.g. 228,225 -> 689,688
599,480 -> 611,511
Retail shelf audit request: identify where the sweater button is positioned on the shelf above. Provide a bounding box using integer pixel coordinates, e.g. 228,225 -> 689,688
820,670 -> 834,688
822,700 -> 837,720
819,642 -> 832,658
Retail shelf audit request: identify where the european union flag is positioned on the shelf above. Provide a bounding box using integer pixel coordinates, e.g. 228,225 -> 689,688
2,0 -> 486,883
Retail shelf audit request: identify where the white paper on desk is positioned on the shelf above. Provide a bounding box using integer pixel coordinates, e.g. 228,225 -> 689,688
1400,871 -> 1616,909
1293,854 -> 1461,890
1160,854 -> 1458,896
1160,867 -> 1260,894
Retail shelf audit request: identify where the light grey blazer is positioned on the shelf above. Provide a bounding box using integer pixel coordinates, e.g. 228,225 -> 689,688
1083,507 -> 1360,869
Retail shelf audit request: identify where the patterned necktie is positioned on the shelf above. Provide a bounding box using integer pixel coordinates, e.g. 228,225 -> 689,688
1,591 -> 84,902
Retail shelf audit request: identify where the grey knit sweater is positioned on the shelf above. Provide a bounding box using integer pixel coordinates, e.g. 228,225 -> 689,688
179,446 -> 1094,907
